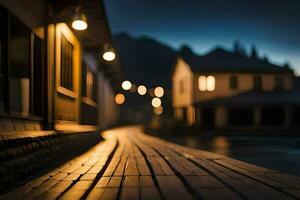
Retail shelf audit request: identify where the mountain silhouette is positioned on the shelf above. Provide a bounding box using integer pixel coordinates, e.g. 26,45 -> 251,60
113,33 -> 177,89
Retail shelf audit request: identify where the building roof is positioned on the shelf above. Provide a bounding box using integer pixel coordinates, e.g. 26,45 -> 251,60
196,90 -> 300,106
178,47 -> 293,74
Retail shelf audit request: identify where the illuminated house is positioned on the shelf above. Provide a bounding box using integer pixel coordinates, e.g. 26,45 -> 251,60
0,0 -> 122,133
172,46 -> 300,130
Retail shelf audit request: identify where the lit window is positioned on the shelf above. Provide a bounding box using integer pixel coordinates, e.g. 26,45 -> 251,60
207,76 -> 215,91
198,75 -> 215,91
198,76 -> 206,91
60,35 -> 74,91
82,63 -> 96,101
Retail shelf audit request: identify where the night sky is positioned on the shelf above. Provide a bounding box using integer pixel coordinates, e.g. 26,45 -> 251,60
103,0 -> 300,74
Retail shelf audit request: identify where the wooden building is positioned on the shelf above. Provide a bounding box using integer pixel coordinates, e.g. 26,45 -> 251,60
0,0 -> 122,133
172,47 -> 300,130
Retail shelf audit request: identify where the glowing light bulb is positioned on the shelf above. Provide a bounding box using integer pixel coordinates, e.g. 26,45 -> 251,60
102,51 -> 116,61
72,20 -> 87,30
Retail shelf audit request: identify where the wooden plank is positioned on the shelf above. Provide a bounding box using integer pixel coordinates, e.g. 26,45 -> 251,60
59,180 -> 93,200
156,176 -> 194,200
98,188 -> 119,200
148,157 -> 166,176
140,186 -> 162,200
120,187 -> 139,200
103,156 -> 121,177
120,176 -> 140,200
195,187 -> 243,200
107,177 -> 123,188
135,157 -> 150,176
86,188 -> 105,200
80,173 -> 97,181
124,157 -> 139,176
23,179 -> 60,199
113,157 -> 127,176
139,176 -> 162,200
214,159 -> 295,189
36,180 -> 73,200
94,177 -> 110,188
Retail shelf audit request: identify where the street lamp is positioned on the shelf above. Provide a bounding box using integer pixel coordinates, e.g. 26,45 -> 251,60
72,7 -> 88,31
102,44 -> 116,62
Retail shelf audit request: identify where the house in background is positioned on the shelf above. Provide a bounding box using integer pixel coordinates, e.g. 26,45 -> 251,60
0,0 -> 122,134
172,46 -> 300,130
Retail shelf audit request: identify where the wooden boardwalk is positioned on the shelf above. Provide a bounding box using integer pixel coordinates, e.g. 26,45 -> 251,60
1,126 -> 300,200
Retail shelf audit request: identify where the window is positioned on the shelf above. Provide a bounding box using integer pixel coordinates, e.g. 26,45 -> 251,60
10,15 -> 31,114
0,6 -> 44,116
179,79 -> 184,93
82,63 -> 97,102
33,34 -> 44,116
198,75 -> 215,91
253,76 -> 262,91
229,76 -> 238,89
274,76 -> 284,90
60,35 -> 73,91
198,76 -> 206,91
10,16 -> 31,78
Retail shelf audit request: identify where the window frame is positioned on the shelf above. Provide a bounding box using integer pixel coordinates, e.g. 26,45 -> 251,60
0,6 -> 45,119
253,75 -> 262,91
229,75 -> 238,90
198,75 -> 215,92
56,23 -> 80,99
60,34 -> 74,91
274,76 -> 284,91
82,61 -> 97,107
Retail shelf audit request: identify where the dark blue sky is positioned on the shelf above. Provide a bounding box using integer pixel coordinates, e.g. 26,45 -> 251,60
103,0 -> 300,73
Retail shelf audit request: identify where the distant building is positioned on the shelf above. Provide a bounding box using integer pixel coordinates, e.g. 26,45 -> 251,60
0,0 -> 122,133
172,47 -> 300,130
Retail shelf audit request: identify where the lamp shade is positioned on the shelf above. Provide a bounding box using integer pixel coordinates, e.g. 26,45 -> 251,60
72,12 -> 88,30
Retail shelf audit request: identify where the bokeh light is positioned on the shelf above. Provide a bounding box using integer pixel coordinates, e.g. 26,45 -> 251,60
151,97 -> 161,108
154,106 -> 163,115
122,80 -> 132,90
137,85 -> 147,95
154,86 -> 164,97
115,93 -> 125,105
